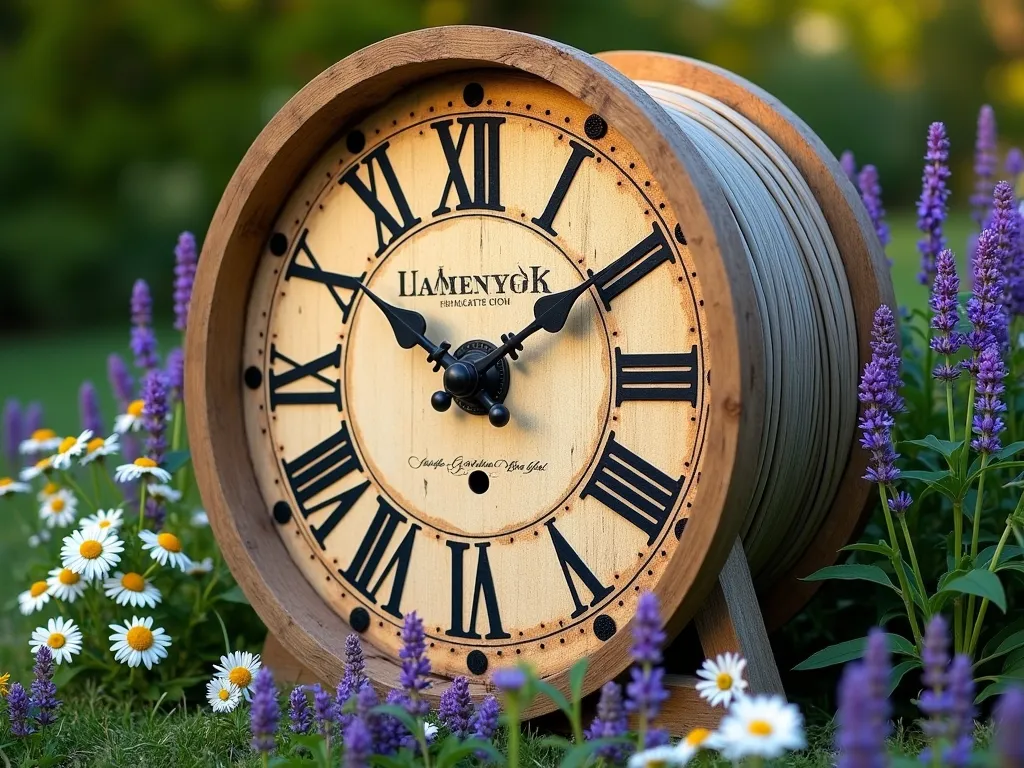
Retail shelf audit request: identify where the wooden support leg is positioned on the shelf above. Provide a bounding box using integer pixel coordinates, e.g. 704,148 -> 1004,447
262,632 -> 320,687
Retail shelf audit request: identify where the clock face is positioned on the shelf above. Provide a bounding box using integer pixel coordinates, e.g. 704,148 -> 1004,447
242,70 -> 709,680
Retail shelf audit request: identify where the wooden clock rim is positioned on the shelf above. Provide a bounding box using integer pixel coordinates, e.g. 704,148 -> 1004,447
595,50 -> 895,629
185,25 -> 763,714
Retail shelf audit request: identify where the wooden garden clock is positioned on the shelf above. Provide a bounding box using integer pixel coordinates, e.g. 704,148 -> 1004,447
187,26 -> 892,724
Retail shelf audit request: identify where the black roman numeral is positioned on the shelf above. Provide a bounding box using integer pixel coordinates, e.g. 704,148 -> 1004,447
445,542 -> 510,640
592,222 -> 675,309
581,432 -> 683,545
285,229 -> 365,324
340,142 -> 421,255
545,519 -> 613,618
340,497 -> 420,619
432,117 -> 505,215
532,140 -> 594,236
269,344 -> 342,411
614,346 -> 699,406
282,421 -> 369,549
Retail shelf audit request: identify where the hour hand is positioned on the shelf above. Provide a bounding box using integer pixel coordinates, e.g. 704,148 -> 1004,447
357,284 -> 455,369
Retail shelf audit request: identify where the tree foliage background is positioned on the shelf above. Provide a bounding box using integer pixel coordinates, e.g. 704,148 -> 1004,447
0,0 -> 1019,331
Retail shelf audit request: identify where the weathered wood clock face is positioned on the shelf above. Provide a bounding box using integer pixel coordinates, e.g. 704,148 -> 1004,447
243,70 -> 709,680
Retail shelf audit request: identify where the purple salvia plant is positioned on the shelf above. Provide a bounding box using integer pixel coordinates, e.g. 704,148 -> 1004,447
7,682 -> 33,737
288,685 -> 312,735
313,683 -> 338,739
863,628 -> 892,732
996,687 -> 1024,765
858,164 -> 890,250
399,611 -> 431,716
971,344 -> 1006,455
385,688 -> 418,751
165,347 -> 184,405
173,232 -> 198,332
869,305 -> 901,412
470,694 -> 500,746
919,614 -> 952,756
355,681 -> 391,755
930,249 -> 962,382
3,398 -> 22,468
991,182 -> 1022,324
840,150 -> 857,183
964,229 -> 1007,371
858,310 -> 901,486
972,105 -> 998,230
250,667 -> 279,754
836,663 -> 884,768
130,279 -> 159,371
107,353 -> 134,409
23,401 -> 43,436
917,122 -> 952,286
344,715 -> 373,768
439,676 -> 473,738
78,381 -> 104,435
1008,147 -> 1024,178
337,633 -> 367,728
624,592 -> 669,749
492,667 -> 526,692
142,369 -> 168,464
944,654 -> 975,767
888,490 -> 912,514
586,681 -> 629,760
30,646 -> 60,727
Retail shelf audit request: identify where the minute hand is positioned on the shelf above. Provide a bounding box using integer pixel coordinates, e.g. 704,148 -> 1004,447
357,283 -> 457,370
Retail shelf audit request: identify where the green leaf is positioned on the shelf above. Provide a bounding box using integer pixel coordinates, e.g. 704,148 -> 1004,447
978,545 -> 1024,569
534,679 -> 572,720
372,704 -> 421,738
996,441 -> 1024,461
997,562 -> 1024,576
437,739 -> 504,768
980,620 -> 1024,663
537,736 -> 572,751
900,469 -> 953,484
904,435 -> 964,459
218,585 -> 250,605
940,570 -> 1007,612
558,739 -> 632,768
887,660 -> 922,696
163,449 -> 191,474
840,542 -> 894,557
985,631 -> 1024,663
793,633 -> 915,671
569,657 -> 588,702
801,564 -> 896,591
976,678 -> 1022,705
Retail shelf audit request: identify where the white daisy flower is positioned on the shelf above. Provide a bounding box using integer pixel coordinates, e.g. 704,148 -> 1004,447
29,617 -> 83,665
676,728 -> 722,763
60,527 -> 124,581
104,571 -> 162,609
147,483 -> 182,503
18,580 -> 52,615
79,508 -> 124,533
627,745 -> 690,768
191,509 -> 209,527
139,530 -> 192,571
186,557 -> 214,576
28,529 -> 52,549
0,476 -> 30,496
695,652 -> 748,708
37,481 -> 61,502
717,694 -> 805,761
114,399 -> 146,434
424,723 -> 439,743
114,457 -> 171,484
213,651 -> 262,701
19,428 -> 62,455
207,677 -> 242,713
46,567 -> 89,603
108,616 -> 171,670
80,434 -> 120,465
20,457 -> 53,482
39,489 -> 78,529
51,430 -> 93,470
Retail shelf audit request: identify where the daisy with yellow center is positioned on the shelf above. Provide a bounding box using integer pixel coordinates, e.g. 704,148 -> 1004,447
104,571 -> 162,608
37,481 -> 61,502
18,580 -> 52,615
20,456 -> 53,482
114,400 -> 146,434
717,694 -> 805,761
191,509 -> 209,527
146,483 -> 182,503
206,677 -> 242,713
19,428 -> 62,455
186,557 -> 214,576
675,727 -> 722,763
114,457 -> 171,484
39,488 -> 78,529
108,616 -> 171,669
139,530 -> 192,571
60,527 -> 124,581
627,745 -> 689,768
29,617 -> 83,665
79,508 -> 124,532
213,651 -> 262,701
695,652 -> 748,708
51,430 -> 93,470
0,476 -> 30,496
46,566 -> 89,602
0,672 -> 9,697
80,434 -> 120,465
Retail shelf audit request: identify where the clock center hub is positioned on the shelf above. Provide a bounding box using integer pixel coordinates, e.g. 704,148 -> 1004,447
445,340 -> 511,414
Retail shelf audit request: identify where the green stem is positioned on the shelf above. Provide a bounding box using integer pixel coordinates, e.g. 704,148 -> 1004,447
968,521 -> 1012,657
963,377 -> 977,476
137,484 -> 148,536
945,360 -> 956,444
171,402 -> 184,453
505,696 -> 520,768
965,455 -> 991,645
90,464 -> 102,506
953,498 -> 965,653
61,471 -> 97,512
898,513 -> 929,618
879,487 -> 922,648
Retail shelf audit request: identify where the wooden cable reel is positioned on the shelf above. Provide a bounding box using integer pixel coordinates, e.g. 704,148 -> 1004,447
186,27 -> 893,729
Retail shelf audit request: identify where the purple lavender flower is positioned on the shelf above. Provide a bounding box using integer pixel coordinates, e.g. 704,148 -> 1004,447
859,306 -> 904,485
354,681 -> 390,755
30,646 -> 60,727
345,632 -> 366,676
3,398 -> 22,468
439,676 -> 473,738
399,611 -> 431,716
919,615 -> 952,751
165,348 -> 184,405
130,279 -> 159,371
337,634 -> 368,728
313,682 -> 338,738
840,150 -> 857,183
78,381 -> 104,435
836,663 -> 884,768
23,402 -> 43,435
1008,148 -> 1024,177
917,122 -> 952,285
996,687 -> 1024,765
624,592 -> 669,742
7,682 -> 33,736
344,715 -> 373,768
990,182 -> 1022,323
492,667 -> 527,693
929,249 -> 962,380
888,491 -> 912,515
971,345 -> 1007,454
943,654 -> 975,767
289,685 -> 312,735
384,688 -> 418,751
142,369 -> 168,465
586,682 -> 629,759
470,694 -> 500,742
863,628 -> 892,720
869,305 -> 901,412
972,105 -> 998,230
858,165 -> 890,249
965,229 -> 1007,367
250,667 -> 279,754
107,353 -> 135,409
173,232 -> 198,332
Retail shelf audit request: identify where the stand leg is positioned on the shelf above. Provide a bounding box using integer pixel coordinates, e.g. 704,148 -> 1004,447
263,632 -> 320,687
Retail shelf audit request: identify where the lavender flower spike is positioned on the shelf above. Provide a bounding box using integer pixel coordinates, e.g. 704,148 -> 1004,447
930,249 -> 962,380
439,676 -> 474,738
288,685 -> 313,735
470,694 -> 500,742
130,279 -> 159,371
944,654 -> 975,767
624,592 -> 669,746
344,715 -> 373,768
107,353 -> 134,409
840,150 -> 857,183
869,304 -> 902,413
1008,148 -> 1024,178
917,122 -> 952,286
142,369 -> 169,465
991,182 -> 1023,323
965,229 -> 1007,366
863,628 -> 892,731
250,667 -> 279,754
23,401 -> 43,436
586,681 -> 629,761
919,615 -> 951,750
313,682 -> 338,738
399,611 -> 431,716
858,307 -> 902,485
3,398 -> 22,468
971,344 -> 1007,454
996,686 -> 1024,765
836,663 -> 884,768
337,633 -> 368,728
7,682 -> 33,736
79,381 -> 104,435
972,105 -> 998,230
173,232 -> 198,332
30,645 -> 60,727
858,165 -> 890,249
